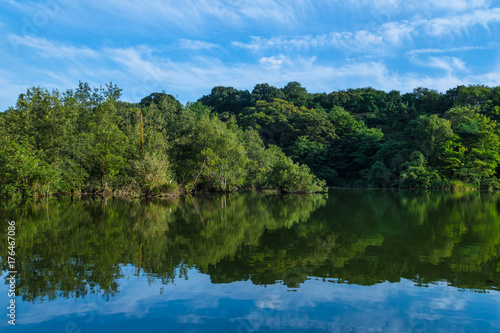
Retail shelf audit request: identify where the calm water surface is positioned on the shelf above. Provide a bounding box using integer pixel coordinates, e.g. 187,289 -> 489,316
1,190 -> 500,332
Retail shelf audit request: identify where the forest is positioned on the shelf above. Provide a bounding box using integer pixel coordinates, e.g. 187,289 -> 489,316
1,81 -> 500,198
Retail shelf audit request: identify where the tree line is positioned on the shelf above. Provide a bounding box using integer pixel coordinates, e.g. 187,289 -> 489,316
0,82 -> 324,199
1,81 -> 500,198
200,82 -> 500,189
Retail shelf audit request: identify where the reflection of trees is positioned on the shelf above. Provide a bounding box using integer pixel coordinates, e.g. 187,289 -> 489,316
0,193 -> 326,301
1,190 -> 500,302
207,190 -> 500,290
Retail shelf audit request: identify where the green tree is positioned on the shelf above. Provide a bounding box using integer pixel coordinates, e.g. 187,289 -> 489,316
346,128 -> 385,178
410,114 -> 454,162
327,106 -> 364,137
281,81 -> 309,107
83,100 -> 127,190
0,140 -> 55,198
399,151 -> 441,188
251,83 -> 286,103
264,145 -> 326,193
444,106 -> 500,184
198,86 -> 252,118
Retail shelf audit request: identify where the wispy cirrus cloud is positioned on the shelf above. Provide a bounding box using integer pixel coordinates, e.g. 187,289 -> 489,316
332,0 -> 491,13
90,44 -> 491,99
409,55 -> 468,74
27,0 -> 316,35
422,8 -> 500,36
232,8 -> 500,55
0,0 -> 499,111
177,39 -> 219,50
410,0 -> 491,11
2,37 -> 498,100
406,46 -> 490,55
8,35 -> 100,59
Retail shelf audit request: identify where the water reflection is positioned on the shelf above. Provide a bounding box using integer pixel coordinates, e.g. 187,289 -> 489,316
0,193 -> 327,301
1,191 -> 500,301
2,190 -> 500,331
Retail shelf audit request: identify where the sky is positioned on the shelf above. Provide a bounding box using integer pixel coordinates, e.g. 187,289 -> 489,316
0,0 -> 499,110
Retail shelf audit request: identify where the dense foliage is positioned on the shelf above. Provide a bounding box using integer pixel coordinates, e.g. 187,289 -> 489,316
199,83 -> 500,189
2,81 -> 500,198
0,83 -> 325,199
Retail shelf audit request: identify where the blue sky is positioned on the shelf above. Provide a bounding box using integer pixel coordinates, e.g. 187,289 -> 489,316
0,0 -> 499,110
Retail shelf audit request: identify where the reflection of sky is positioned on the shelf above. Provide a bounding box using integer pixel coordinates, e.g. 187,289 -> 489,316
2,267 -> 500,333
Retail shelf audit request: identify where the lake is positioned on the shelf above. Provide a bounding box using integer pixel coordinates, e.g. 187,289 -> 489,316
1,190 -> 500,332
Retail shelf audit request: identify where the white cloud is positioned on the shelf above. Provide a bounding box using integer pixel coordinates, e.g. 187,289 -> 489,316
3,0 -> 23,9
8,35 -> 100,59
60,0 -> 314,34
442,57 -> 467,72
422,8 -> 500,36
409,55 -> 468,74
232,8 -> 500,55
472,71 -> 500,86
103,46 -> 165,84
406,46 -> 489,55
178,39 -> 219,50
337,0 -> 491,12
0,33 -> 497,111
232,25 -> 410,56
98,48 -> 470,98
258,55 -> 287,70
413,0 -> 491,12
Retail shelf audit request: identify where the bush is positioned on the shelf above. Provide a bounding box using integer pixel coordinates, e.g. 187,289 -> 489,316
399,152 -> 441,189
265,148 -> 326,193
130,152 -> 177,196
0,140 -> 55,198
